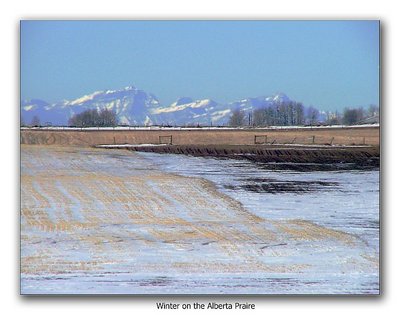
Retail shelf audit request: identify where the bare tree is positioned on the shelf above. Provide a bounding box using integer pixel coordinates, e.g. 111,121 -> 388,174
229,108 -> 246,127
252,102 -> 305,127
266,106 -> 275,126
98,109 -> 117,126
306,106 -> 319,125
326,110 -> 341,125
294,102 -> 305,125
253,108 -> 267,126
68,109 -> 118,127
342,107 -> 364,125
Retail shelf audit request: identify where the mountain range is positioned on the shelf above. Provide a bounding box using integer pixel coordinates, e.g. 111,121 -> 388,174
21,85 -> 305,126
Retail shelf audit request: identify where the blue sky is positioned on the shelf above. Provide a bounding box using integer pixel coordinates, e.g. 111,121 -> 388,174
21,20 -> 379,111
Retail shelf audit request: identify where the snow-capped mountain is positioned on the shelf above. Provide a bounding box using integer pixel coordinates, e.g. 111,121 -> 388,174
22,86 -> 160,126
151,97 -> 223,125
21,99 -> 68,125
228,93 -> 292,109
64,86 -> 160,125
21,86 -> 296,126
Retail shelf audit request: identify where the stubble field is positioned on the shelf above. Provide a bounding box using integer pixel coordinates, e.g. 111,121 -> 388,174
20,126 -> 379,146
21,145 -> 378,294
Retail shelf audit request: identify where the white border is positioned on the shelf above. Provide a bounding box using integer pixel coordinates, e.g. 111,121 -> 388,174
3,0 -> 398,314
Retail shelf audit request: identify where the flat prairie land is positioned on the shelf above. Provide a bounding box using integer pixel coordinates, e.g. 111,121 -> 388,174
20,145 -> 379,294
20,126 -> 379,146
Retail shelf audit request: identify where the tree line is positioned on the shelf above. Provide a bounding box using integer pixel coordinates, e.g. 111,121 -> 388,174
21,103 -> 378,127
327,104 -> 378,125
68,108 -> 117,127
229,102 -> 379,127
229,102 -> 317,127
21,109 -> 118,127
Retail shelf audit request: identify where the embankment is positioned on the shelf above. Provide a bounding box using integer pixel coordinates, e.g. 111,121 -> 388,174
114,144 -> 380,170
21,127 -> 380,169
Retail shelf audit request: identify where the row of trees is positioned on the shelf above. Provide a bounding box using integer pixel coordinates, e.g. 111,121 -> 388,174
229,102 -> 318,127
229,103 -> 379,127
326,105 -> 379,125
22,104 -> 379,128
68,109 -> 117,127
21,109 -> 118,127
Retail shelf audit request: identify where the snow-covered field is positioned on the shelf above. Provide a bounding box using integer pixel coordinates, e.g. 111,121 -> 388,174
141,153 -> 379,254
20,124 -> 379,131
20,146 -> 379,294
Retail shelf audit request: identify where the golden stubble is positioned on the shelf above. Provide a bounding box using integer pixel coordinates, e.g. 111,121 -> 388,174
21,145 -> 372,276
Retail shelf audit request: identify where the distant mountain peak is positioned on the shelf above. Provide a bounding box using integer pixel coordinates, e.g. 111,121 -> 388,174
266,92 -> 291,103
21,86 -> 301,126
123,85 -> 136,91
68,91 -> 104,106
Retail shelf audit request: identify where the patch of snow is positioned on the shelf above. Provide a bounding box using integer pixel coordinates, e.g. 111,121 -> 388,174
21,124 -> 379,131
193,113 -> 207,119
96,144 -> 168,148
154,99 -> 212,114
68,91 -> 103,106
195,99 -> 212,107
23,105 -> 36,111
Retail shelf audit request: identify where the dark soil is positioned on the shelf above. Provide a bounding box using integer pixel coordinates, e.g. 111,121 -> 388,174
118,144 -> 380,171
224,178 -> 339,194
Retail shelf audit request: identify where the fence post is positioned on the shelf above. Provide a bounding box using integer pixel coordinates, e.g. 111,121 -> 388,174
159,135 -> 172,145
254,135 -> 268,144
